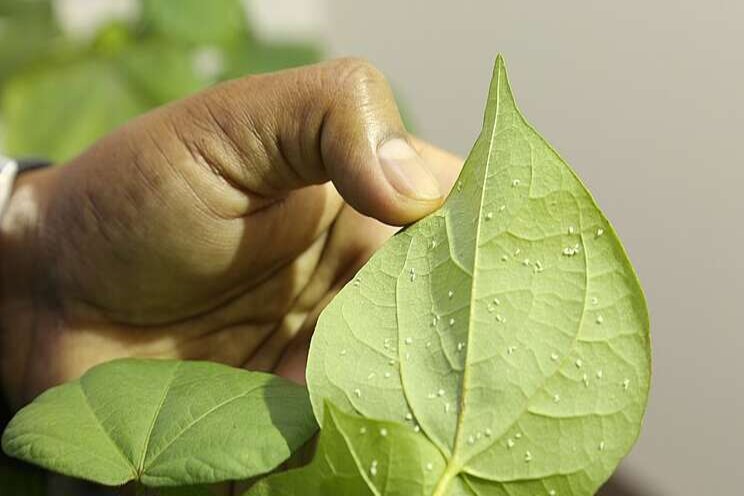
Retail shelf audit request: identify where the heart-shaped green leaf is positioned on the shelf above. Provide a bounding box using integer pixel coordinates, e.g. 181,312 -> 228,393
2,359 -> 317,487
306,55 -> 650,494
247,402 -> 446,496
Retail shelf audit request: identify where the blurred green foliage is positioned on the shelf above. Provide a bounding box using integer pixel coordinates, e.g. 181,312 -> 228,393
0,0 -> 322,162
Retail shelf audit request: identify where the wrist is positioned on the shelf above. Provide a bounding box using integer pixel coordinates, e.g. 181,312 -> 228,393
0,166 -> 56,407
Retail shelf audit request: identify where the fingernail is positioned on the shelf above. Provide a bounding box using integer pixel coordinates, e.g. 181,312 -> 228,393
378,139 -> 441,201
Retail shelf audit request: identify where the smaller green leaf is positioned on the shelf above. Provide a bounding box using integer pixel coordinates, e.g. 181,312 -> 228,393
140,0 -> 248,45
247,402 -> 446,496
2,359 -> 317,487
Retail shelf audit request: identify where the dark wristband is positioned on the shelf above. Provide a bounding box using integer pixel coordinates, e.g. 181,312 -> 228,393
16,158 -> 52,174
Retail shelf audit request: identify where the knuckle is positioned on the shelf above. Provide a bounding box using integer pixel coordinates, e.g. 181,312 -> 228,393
331,57 -> 388,98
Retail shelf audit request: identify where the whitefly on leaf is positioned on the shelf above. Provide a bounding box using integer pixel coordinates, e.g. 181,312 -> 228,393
306,55 -> 651,495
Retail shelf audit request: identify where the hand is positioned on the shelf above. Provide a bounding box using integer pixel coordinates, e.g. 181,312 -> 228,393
0,59 -> 462,407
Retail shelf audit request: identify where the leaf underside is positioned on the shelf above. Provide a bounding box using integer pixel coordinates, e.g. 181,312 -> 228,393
248,402 -> 446,496
2,359 -> 317,487
306,55 -> 650,495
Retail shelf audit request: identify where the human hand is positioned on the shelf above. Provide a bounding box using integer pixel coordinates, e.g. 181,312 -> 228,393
0,59 -> 462,407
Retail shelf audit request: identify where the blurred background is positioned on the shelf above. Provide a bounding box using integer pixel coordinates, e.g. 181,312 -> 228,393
2,0 -> 743,494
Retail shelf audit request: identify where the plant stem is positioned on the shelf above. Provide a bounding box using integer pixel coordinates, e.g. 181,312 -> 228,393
432,461 -> 460,496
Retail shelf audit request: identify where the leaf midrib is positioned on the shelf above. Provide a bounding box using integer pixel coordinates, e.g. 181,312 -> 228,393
78,381 -> 137,479
434,56 -> 505,493
435,61 -> 598,482
454,58 -> 502,457
136,361 -> 181,475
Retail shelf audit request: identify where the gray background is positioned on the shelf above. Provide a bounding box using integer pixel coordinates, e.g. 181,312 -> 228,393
52,0 -> 744,494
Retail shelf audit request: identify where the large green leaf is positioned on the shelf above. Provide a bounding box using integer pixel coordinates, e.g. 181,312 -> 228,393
2,359 -> 317,487
247,402 -> 446,496
140,0 -> 248,45
306,55 -> 650,495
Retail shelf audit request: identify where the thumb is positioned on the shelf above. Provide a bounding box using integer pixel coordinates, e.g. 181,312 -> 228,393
173,58 -> 443,225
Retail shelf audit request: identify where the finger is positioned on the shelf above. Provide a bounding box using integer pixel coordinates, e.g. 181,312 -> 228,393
411,136 -> 464,197
171,58 -> 445,225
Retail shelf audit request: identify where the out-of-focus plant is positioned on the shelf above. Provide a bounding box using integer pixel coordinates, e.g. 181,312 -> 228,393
0,0 -> 322,162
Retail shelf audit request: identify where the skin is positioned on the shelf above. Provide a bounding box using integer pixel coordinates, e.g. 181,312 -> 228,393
0,58 -> 463,410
